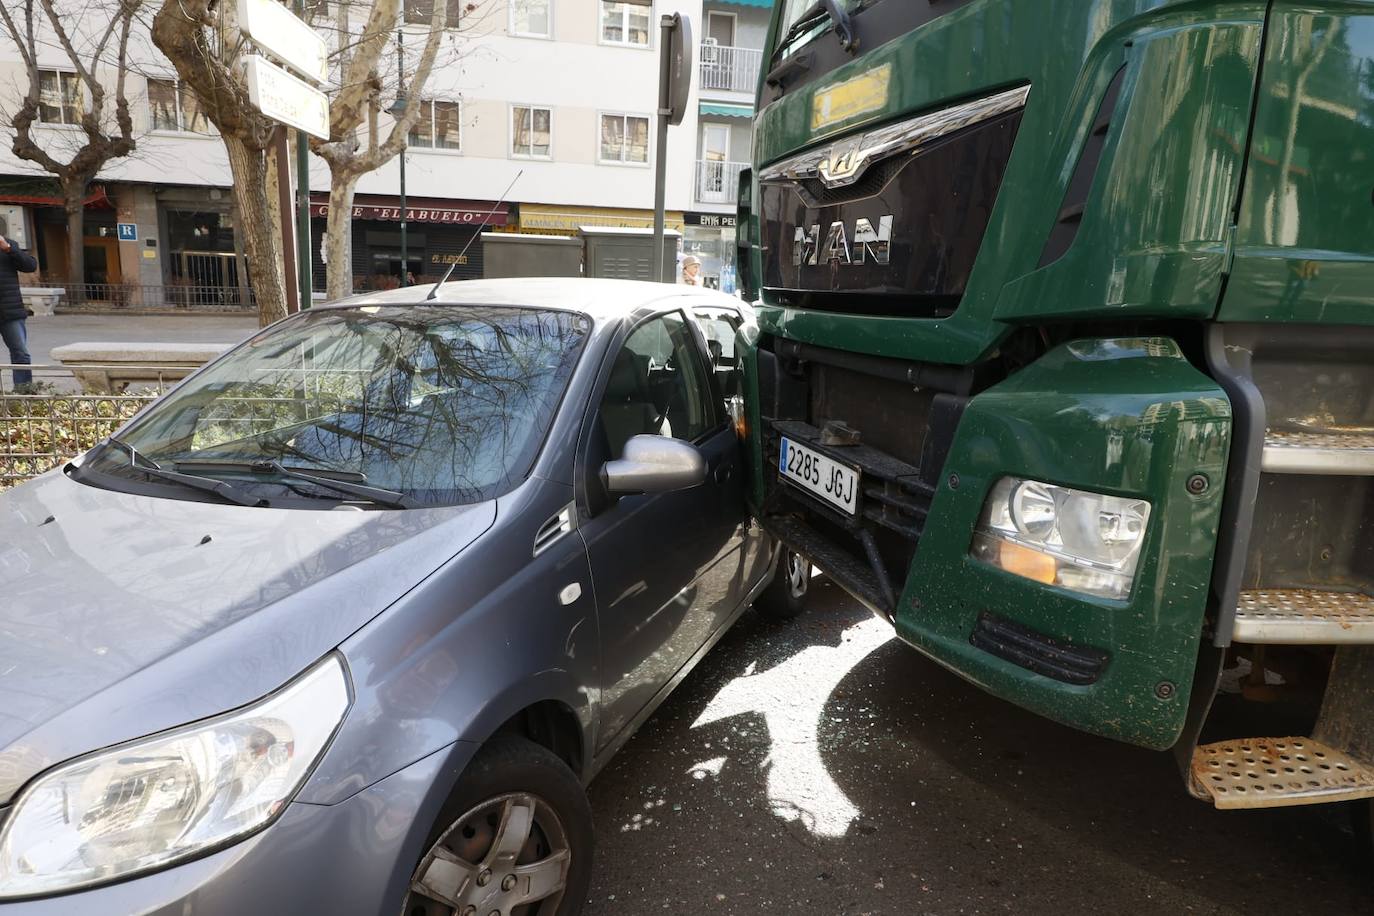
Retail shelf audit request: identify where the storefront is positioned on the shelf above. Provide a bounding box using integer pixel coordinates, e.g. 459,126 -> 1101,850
0,178 -> 118,285
510,203 -> 684,237
682,211 -> 738,293
309,193 -> 511,290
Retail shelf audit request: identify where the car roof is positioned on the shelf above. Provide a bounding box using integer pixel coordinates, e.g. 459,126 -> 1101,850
323,277 -> 747,324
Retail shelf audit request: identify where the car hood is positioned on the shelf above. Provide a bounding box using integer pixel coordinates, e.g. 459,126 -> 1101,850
0,471 -> 496,804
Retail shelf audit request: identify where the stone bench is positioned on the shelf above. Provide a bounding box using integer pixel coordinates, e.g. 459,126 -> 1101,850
21,287 -> 65,317
50,342 -> 232,394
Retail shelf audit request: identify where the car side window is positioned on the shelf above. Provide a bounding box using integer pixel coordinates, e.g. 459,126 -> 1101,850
599,312 -> 713,457
693,308 -> 743,402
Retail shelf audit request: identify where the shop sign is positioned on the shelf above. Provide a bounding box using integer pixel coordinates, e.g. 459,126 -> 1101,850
310,202 -> 506,225
432,253 -> 470,265
684,212 -> 737,228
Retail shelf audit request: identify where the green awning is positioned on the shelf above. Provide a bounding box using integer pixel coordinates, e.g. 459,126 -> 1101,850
699,102 -> 754,119
714,0 -> 772,6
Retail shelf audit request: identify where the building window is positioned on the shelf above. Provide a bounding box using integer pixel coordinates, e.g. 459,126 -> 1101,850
37,70 -> 82,125
600,0 -> 651,47
403,0 -> 463,26
148,78 -> 209,133
599,113 -> 649,165
409,100 -> 461,150
511,105 -> 552,158
509,0 -> 551,36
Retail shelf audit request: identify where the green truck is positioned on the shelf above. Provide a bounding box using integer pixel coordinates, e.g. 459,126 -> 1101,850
736,0 -> 1374,855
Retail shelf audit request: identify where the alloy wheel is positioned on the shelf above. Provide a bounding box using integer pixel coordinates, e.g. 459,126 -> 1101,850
404,792 -> 571,916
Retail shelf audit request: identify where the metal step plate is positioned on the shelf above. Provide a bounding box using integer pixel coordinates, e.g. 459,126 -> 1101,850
1232,589 -> 1374,644
1262,429 -> 1374,475
1191,737 -> 1374,809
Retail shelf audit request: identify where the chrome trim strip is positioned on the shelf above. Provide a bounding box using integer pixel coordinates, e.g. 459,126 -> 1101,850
758,84 -> 1031,189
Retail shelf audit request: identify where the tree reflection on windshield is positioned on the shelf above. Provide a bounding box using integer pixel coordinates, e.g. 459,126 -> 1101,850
86,306 -> 590,506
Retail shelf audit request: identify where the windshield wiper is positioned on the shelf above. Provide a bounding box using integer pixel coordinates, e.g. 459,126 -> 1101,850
770,0 -> 857,65
103,439 -> 267,508
175,459 -> 421,510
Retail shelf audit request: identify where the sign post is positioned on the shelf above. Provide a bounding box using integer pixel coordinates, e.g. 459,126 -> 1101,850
237,0 -> 329,312
653,13 -> 692,283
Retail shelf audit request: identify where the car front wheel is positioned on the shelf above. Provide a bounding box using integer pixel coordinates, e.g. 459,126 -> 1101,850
403,737 -> 593,916
755,546 -> 811,621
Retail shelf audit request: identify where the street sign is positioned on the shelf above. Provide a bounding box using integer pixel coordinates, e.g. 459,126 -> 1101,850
236,0 -> 328,84
117,222 -> 137,241
665,13 -> 694,127
243,55 -> 330,140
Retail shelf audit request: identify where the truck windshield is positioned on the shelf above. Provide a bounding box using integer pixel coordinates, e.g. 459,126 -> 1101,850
77,305 -> 590,507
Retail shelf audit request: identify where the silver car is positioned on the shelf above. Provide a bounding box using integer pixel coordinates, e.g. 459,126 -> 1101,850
0,279 -> 810,914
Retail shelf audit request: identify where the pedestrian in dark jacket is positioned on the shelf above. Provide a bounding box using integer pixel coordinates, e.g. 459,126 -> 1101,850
0,215 -> 39,388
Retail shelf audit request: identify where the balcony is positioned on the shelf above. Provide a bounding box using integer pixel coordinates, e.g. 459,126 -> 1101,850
695,159 -> 749,206
699,44 -> 763,94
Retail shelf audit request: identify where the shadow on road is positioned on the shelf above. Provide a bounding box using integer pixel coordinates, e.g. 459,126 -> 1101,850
586,578 -> 1372,914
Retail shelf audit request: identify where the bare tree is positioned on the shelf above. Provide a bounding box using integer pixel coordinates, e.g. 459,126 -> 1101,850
150,0 -> 291,325
0,0 -> 142,287
310,0 -> 474,300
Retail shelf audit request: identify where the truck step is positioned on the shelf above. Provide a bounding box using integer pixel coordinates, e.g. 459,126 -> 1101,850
1232,589 -> 1374,644
1262,429 -> 1374,475
1190,737 -> 1374,809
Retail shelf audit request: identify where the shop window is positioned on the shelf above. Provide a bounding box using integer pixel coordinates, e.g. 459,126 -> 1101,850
599,113 -> 649,165
510,0 -> 551,36
600,0 -> 651,47
148,78 -> 210,134
37,70 -> 82,125
409,100 -> 461,150
403,0 -> 463,26
511,105 -> 552,158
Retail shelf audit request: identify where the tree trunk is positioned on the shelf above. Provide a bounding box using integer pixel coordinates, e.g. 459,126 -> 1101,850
325,174 -> 359,302
63,187 -> 85,296
224,135 -> 288,327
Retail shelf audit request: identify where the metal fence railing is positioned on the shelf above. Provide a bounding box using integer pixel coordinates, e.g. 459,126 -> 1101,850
1,364 -> 168,488
696,159 -> 749,205
700,44 -> 763,93
54,282 -> 257,312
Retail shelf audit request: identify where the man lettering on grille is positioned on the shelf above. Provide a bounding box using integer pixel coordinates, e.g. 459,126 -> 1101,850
0,215 -> 38,390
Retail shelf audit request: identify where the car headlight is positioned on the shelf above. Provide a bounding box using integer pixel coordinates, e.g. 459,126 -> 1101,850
970,477 -> 1152,600
0,655 -> 350,898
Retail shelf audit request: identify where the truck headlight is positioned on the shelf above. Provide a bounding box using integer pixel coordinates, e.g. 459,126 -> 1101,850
971,477 -> 1151,600
0,656 -> 350,898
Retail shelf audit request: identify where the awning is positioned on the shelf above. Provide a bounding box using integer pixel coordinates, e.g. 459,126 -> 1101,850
714,0 -> 772,6
514,204 -> 684,234
700,102 -> 754,119
0,183 -> 113,209
309,192 -> 510,226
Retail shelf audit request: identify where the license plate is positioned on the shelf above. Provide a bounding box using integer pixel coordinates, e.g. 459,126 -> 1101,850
779,436 -> 859,516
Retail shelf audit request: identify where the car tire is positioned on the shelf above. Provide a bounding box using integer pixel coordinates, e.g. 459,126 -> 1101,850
402,736 -> 594,916
755,546 -> 811,621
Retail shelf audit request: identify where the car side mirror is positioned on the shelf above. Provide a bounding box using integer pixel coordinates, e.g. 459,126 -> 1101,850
602,434 -> 707,495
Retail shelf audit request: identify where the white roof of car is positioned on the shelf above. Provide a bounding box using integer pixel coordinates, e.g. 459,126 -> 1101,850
333,277 -> 745,323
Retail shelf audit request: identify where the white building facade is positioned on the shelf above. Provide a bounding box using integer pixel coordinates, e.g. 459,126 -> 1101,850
0,0 -> 768,300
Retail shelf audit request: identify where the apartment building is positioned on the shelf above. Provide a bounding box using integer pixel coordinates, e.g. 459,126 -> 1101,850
0,0 -> 766,300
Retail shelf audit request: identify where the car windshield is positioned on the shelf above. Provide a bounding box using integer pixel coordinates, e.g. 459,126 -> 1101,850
78,305 -> 591,507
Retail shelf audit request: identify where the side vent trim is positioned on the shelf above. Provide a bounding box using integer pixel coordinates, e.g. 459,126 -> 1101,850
533,504 -> 576,557
1037,64 -> 1128,268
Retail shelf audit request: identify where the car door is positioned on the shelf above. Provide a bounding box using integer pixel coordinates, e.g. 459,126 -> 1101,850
579,309 -> 745,752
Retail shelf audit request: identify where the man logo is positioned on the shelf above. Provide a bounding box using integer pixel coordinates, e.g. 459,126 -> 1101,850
794,216 -> 893,266
817,139 -> 865,186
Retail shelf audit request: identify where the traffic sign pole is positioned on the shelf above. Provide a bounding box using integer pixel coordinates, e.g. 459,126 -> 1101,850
295,0 -> 312,308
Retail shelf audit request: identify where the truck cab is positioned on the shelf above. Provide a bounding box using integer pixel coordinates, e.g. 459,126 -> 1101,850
739,0 -> 1374,843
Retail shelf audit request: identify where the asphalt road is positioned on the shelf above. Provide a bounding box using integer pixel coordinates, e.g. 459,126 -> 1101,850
584,578 -> 1373,915
23,313 -> 258,364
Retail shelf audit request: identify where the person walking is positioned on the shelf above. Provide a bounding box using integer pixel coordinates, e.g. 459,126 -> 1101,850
0,215 -> 38,389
